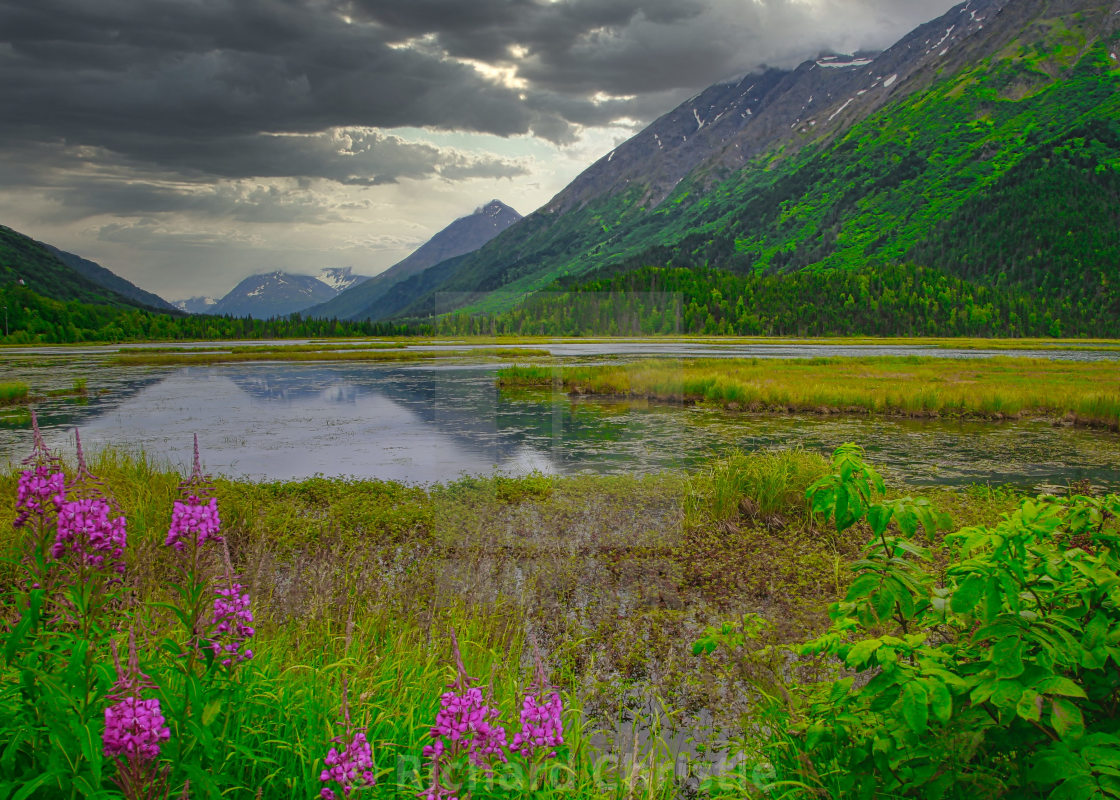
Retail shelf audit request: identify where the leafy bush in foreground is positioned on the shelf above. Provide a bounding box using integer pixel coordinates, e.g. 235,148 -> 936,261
698,445 -> 1120,798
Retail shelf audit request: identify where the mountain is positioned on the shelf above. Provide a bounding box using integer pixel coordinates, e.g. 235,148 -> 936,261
0,224 -> 151,308
306,200 -> 521,320
209,267 -> 372,319
313,267 -> 369,294
355,0 -> 1120,334
43,244 -> 176,311
174,296 -> 219,314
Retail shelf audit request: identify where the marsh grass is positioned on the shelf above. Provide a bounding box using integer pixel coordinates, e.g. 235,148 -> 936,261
498,356 -> 1120,428
0,448 -> 1027,798
0,407 -> 30,428
473,347 -> 553,358
0,381 -> 30,404
111,348 -> 432,366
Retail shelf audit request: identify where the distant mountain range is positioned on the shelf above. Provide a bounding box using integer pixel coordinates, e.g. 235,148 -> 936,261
6,0 -> 1120,337
306,200 -> 521,321
174,296 -> 220,314
203,268 -> 371,319
1,198 -> 522,324
322,0 -> 1120,335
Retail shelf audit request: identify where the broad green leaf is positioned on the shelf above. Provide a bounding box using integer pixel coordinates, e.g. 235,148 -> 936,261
901,681 -> 929,734
1085,744 -> 1120,770
202,698 -> 223,727
845,573 -> 882,603
1016,689 -> 1043,722
867,504 -> 893,537
846,639 -> 882,668
1035,676 -> 1089,699
992,637 -> 1024,678
1029,750 -> 1085,785
990,680 -> 1024,710
951,573 -> 986,614
811,487 -> 836,514
929,681 -> 953,723
1051,698 -> 1085,741
4,591 -> 42,664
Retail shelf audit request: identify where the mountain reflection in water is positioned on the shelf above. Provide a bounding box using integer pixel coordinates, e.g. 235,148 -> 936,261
0,361 -> 1117,492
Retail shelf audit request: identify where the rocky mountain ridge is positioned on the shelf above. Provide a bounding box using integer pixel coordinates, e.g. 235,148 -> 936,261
353,0 -> 1120,322
207,267 -> 372,319
306,199 -> 521,321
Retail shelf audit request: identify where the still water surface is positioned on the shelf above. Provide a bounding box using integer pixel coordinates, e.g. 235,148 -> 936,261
2,342 -> 1119,491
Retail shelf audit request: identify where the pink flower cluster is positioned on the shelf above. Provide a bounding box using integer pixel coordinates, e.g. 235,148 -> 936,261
103,633 -> 170,766
511,692 -> 564,759
206,581 -> 255,665
164,495 -> 221,551
426,686 -> 508,769
14,465 -> 66,527
103,696 -> 171,761
319,731 -> 376,799
52,497 -> 127,574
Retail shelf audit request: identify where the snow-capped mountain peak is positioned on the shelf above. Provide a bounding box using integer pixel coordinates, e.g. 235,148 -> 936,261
314,267 -> 366,293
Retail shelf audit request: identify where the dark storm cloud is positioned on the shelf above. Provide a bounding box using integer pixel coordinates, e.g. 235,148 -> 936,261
1,131 -> 527,223
0,0 -> 959,223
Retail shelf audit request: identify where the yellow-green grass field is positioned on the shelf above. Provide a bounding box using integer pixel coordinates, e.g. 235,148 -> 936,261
498,356 -> 1120,429
110,344 -> 552,366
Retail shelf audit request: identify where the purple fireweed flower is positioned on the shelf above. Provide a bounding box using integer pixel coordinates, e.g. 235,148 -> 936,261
103,633 -> 170,762
511,643 -> 564,759
15,412 -> 66,531
319,731 -> 376,799
418,629 -> 509,800
103,696 -> 171,761
166,434 -> 222,553
14,464 -> 66,528
53,497 -> 127,574
205,579 -> 255,665
164,495 -> 221,552
320,679 -> 376,800
429,686 -> 508,768
510,692 -> 564,759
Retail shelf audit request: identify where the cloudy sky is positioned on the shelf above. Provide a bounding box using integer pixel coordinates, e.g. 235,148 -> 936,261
0,0 -> 958,301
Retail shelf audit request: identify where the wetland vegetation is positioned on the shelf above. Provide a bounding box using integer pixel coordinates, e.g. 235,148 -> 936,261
498,356 -> 1120,429
3,435 -> 1117,799
2,342 -> 1119,798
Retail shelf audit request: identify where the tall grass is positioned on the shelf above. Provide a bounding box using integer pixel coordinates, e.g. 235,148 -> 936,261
0,447 -> 1034,798
111,349 -> 434,366
498,356 -> 1120,428
0,381 -> 30,404
685,449 -> 829,526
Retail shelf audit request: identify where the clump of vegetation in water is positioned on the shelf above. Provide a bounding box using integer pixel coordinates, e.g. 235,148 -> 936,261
498,356 -> 1120,428
0,381 -> 30,404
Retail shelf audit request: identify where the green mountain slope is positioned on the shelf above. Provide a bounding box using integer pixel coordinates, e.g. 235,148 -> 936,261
383,0 -> 1120,329
437,262 -> 1084,337
0,225 -> 139,307
43,244 -> 176,311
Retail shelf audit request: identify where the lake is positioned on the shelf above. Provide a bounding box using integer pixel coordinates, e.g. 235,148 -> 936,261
2,341 -> 1119,491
